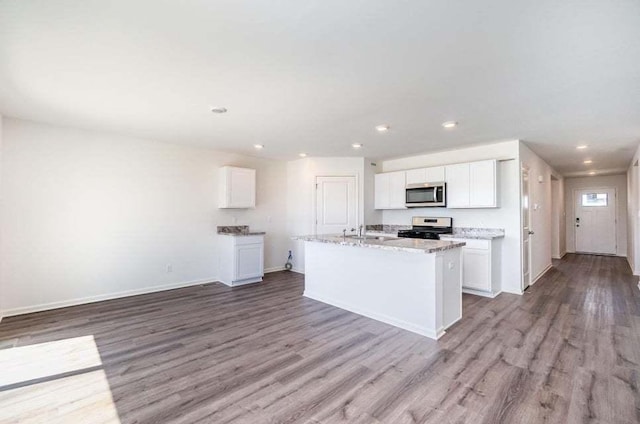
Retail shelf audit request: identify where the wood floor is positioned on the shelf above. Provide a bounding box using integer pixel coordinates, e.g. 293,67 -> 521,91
1,254 -> 639,423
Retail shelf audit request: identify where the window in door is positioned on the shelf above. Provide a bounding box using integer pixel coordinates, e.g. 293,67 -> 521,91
581,193 -> 608,207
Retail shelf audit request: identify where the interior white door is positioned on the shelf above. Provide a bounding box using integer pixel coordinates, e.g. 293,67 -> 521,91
575,188 -> 616,254
316,176 -> 357,235
521,167 -> 531,289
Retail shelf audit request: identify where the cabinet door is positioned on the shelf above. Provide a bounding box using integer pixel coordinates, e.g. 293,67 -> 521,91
445,163 -> 470,208
470,160 -> 496,207
388,171 -> 407,209
462,248 -> 491,290
425,166 -> 445,182
374,173 -> 390,209
229,168 -> 256,208
235,243 -> 264,280
405,168 -> 427,185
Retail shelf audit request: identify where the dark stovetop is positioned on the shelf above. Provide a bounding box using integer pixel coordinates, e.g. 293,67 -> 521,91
397,228 -> 452,240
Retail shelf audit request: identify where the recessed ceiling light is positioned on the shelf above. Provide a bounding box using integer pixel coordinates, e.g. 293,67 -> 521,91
210,106 -> 228,114
442,121 -> 458,129
576,145 -> 588,150
299,153 -> 307,157
352,143 -> 363,149
589,171 -> 596,175
583,160 -> 593,164
253,144 -> 264,149
375,124 -> 390,132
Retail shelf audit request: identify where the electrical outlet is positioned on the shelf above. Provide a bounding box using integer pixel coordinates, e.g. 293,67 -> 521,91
167,264 -> 173,273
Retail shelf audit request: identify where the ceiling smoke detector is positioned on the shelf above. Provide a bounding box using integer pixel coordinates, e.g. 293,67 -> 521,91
210,106 -> 228,114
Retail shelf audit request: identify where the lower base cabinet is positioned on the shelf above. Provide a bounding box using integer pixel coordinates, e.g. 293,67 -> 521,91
442,237 -> 501,297
219,235 -> 264,286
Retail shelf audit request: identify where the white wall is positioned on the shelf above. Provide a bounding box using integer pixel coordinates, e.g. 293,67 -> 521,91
380,140 -> 523,294
0,115 -> 3,321
550,178 -> 566,259
286,157 -> 378,272
382,140 -> 520,172
564,174 -> 628,257
0,118 -> 288,316
626,145 -> 640,275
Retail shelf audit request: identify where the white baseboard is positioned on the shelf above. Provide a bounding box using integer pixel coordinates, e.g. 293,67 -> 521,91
552,251 -> 568,260
531,263 -> 553,286
462,288 -> 502,298
637,282 -> 640,291
303,290 -> 441,339
291,268 -> 305,274
502,288 -> 524,295
264,266 -> 286,273
1,276 -> 218,318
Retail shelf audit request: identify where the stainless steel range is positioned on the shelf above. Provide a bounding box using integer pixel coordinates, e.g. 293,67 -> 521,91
397,216 -> 453,240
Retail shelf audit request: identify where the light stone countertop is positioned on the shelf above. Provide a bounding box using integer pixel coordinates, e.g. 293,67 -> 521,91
441,228 -> 505,240
217,225 -> 266,236
218,232 -> 266,236
292,234 -> 465,254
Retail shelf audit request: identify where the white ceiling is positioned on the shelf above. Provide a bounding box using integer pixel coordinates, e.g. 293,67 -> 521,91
1,1 -> 639,175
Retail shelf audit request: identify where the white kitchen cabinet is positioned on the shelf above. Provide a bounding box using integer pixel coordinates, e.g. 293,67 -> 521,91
442,237 -> 501,297
219,235 -> 264,286
445,160 -> 497,208
219,166 -> 256,208
374,171 -> 406,209
470,160 -> 497,207
405,166 -> 445,185
444,163 -> 471,208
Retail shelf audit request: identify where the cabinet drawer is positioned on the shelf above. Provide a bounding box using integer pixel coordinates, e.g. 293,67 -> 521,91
233,235 -> 264,246
443,238 -> 490,250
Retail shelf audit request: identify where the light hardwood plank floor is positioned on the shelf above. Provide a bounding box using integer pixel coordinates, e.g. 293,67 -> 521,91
1,254 -> 639,423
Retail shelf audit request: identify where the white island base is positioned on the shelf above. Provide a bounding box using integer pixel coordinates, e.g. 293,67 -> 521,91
303,241 -> 463,340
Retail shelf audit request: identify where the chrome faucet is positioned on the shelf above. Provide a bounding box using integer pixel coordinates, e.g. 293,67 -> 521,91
358,224 -> 364,237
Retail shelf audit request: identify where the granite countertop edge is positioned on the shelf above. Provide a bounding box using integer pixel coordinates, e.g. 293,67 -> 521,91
218,231 -> 266,236
441,231 -> 505,240
292,235 -> 465,254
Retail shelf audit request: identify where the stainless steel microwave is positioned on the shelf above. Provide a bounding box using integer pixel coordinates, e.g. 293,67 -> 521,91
405,182 -> 446,207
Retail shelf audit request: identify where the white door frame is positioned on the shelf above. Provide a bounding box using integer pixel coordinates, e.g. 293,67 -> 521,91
521,165 -> 532,291
572,186 -> 617,254
312,174 -> 360,235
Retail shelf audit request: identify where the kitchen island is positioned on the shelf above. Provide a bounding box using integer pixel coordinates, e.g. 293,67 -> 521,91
293,234 -> 465,339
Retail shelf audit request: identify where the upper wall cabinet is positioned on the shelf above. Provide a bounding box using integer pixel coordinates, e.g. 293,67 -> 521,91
445,160 -> 498,208
374,171 -> 406,209
219,166 -> 256,208
405,166 -> 446,185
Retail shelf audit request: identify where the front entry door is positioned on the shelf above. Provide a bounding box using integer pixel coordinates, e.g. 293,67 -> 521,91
575,188 -> 616,255
315,176 -> 357,235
